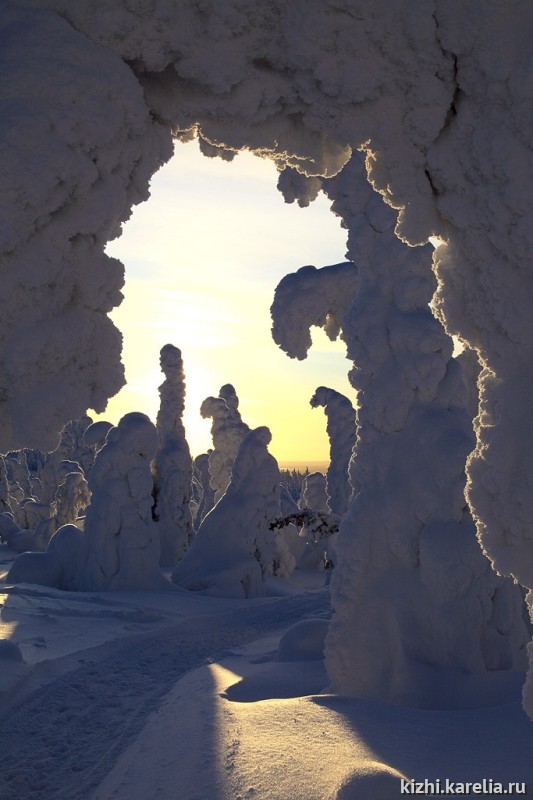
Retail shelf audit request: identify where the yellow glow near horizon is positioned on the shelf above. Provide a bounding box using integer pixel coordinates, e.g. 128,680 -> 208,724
93,141 -> 354,465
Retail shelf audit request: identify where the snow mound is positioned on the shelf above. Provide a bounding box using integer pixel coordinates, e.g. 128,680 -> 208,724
331,762 -> 409,800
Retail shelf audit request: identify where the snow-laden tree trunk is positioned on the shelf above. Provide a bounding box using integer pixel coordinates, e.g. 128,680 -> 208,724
152,345 -> 194,567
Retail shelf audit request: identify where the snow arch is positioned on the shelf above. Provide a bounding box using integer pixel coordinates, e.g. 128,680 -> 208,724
3,1 -> 533,709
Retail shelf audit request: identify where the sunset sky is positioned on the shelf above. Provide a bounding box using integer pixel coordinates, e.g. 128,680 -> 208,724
97,140 -> 353,467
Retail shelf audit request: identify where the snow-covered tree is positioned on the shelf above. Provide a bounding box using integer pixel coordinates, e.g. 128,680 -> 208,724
4,451 -> 33,524
298,472 -> 328,515
310,386 -> 356,516
200,386 -> 250,505
152,344 -> 194,566
172,427 -> 292,597
50,470 -> 91,530
274,152 -> 528,703
36,417 -> 93,504
78,413 -> 168,591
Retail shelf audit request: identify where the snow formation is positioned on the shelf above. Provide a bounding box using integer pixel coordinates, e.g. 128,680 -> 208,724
3,0 -> 533,709
152,345 -> 193,566
50,470 -> 90,529
172,427 -> 291,597
309,386 -> 356,515
35,416 -> 93,504
200,385 -> 250,505
0,457 -> 13,517
274,151 -> 529,703
0,4 -> 172,451
78,412 -> 168,591
298,472 -> 328,515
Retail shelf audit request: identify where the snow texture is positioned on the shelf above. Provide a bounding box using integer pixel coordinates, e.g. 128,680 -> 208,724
173,427 -> 291,597
152,345 -> 193,566
3,0 -> 533,711
78,412 -> 168,591
310,386 -> 356,515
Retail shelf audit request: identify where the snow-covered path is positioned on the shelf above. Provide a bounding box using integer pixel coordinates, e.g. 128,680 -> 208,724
0,588 -> 330,800
1,572 -> 532,800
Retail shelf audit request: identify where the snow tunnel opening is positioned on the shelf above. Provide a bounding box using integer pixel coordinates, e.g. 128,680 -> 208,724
97,138 -> 353,468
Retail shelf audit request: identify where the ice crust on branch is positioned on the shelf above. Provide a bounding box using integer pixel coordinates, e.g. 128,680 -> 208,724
310,387 -> 356,516
152,345 -> 193,566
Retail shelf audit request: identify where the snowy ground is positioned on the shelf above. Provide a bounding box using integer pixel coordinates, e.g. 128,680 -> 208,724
0,546 -> 532,800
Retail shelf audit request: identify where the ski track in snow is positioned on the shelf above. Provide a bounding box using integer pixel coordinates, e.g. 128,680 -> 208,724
0,590 -> 329,800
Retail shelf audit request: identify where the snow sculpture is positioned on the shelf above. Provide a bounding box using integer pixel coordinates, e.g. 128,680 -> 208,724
152,344 -> 193,566
274,152 -> 528,703
78,413 -> 168,591
310,387 -> 356,515
172,427 -> 291,597
4,0 -> 533,710
200,386 -> 250,505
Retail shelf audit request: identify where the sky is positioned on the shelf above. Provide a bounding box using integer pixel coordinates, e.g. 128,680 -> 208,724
97,140 -> 353,467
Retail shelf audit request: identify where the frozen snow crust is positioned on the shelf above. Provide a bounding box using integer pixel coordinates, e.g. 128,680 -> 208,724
3,0 -> 533,711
